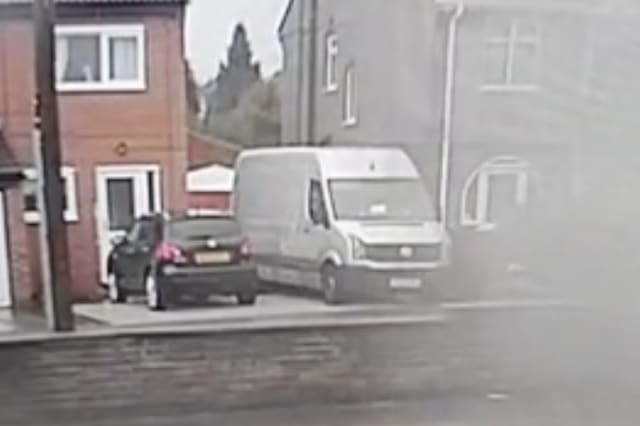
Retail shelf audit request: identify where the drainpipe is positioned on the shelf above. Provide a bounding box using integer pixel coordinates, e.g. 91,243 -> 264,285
295,0 -> 306,143
307,0 -> 319,145
439,3 -> 464,227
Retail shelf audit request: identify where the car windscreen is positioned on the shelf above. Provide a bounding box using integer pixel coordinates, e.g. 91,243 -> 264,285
167,217 -> 240,241
328,179 -> 436,222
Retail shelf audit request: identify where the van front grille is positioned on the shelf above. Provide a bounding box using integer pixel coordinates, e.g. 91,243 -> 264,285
365,244 -> 441,263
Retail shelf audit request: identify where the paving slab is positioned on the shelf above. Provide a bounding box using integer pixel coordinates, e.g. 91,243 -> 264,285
73,293 -> 413,328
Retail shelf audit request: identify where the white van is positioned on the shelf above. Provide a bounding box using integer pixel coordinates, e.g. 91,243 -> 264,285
233,147 -> 449,303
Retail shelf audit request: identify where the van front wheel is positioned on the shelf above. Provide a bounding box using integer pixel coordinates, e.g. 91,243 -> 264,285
321,264 -> 344,305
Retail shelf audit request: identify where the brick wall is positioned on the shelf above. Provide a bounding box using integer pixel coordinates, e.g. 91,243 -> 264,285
187,192 -> 231,211
1,306 -> 637,422
0,4 -> 188,303
187,132 -> 240,170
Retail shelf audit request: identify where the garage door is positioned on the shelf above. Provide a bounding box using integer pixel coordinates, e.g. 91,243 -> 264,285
0,192 -> 11,308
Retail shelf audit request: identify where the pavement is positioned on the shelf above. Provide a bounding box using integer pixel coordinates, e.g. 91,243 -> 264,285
0,308 -> 48,334
72,292 -> 434,328
0,291 -> 570,335
16,396 -> 640,426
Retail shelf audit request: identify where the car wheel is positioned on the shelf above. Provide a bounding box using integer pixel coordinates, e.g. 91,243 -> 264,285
146,274 -> 166,311
237,291 -> 257,306
107,273 -> 126,304
321,264 -> 344,305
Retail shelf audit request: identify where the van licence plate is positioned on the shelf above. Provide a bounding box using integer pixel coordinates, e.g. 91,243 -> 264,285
390,278 -> 422,290
195,251 -> 231,264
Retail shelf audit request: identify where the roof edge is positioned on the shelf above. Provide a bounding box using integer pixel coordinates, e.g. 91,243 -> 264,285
0,0 -> 189,6
278,0 -> 294,37
433,0 -> 600,11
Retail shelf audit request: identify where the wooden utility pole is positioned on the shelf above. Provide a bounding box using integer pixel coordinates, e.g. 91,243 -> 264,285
33,0 -> 74,332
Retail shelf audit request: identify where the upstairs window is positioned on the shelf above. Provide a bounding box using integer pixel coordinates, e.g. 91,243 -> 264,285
482,17 -> 540,91
342,65 -> 357,126
55,24 -> 146,92
324,32 -> 339,92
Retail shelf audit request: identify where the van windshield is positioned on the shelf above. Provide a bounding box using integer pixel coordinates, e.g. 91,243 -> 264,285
328,179 -> 436,222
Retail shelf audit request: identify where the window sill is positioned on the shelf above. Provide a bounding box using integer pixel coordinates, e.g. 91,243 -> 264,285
479,84 -> 539,93
24,212 -> 80,225
57,81 -> 147,93
460,220 -> 496,232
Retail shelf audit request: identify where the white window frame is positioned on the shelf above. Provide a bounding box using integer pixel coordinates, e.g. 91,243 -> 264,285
342,65 -> 357,126
23,167 -> 79,224
55,24 -> 146,92
461,157 -> 529,231
481,18 -> 540,92
324,33 -> 339,92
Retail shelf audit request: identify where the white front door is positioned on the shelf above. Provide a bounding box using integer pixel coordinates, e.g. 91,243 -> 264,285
0,191 -> 12,308
95,165 -> 161,283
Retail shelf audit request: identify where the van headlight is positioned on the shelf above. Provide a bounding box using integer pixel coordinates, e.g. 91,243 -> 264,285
350,235 -> 367,260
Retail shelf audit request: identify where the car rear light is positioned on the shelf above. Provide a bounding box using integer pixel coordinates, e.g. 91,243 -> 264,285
240,239 -> 252,258
155,242 -> 186,263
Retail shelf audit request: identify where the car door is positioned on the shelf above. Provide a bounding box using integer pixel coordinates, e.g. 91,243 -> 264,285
117,218 -> 158,291
284,179 -> 330,289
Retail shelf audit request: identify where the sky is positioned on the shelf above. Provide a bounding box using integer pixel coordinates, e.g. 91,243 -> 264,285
186,0 -> 290,84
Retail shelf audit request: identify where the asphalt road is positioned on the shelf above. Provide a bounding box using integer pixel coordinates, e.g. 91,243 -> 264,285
18,396 -> 640,426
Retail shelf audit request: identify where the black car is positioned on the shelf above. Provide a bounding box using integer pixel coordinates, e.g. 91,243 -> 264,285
106,213 -> 257,310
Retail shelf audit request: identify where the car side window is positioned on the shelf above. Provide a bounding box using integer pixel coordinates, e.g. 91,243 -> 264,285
126,221 -> 142,242
126,219 -> 157,244
137,220 -> 159,244
137,223 -> 152,243
308,180 -> 328,227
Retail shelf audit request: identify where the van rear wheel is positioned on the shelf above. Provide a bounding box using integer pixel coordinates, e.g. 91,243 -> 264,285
321,264 -> 344,305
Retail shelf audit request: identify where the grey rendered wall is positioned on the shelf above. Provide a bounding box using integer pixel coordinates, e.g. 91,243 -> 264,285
280,0 -> 445,195
447,7 -> 591,225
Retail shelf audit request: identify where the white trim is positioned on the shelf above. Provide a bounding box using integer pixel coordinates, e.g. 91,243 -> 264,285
342,65 -> 357,126
22,166 -> 79,224
94,163 -> 162,215
55,24 -> 146,93
324,33 -> 339,92
479,84 -> 539,93
460,157 -> 530,230
95,164 -> 162,284
0,192 -> 12,308
94,163 -> 161,176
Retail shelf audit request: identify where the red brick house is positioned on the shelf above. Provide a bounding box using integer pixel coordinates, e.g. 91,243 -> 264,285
0,0 -> 189,306
187,130 -> 240,170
